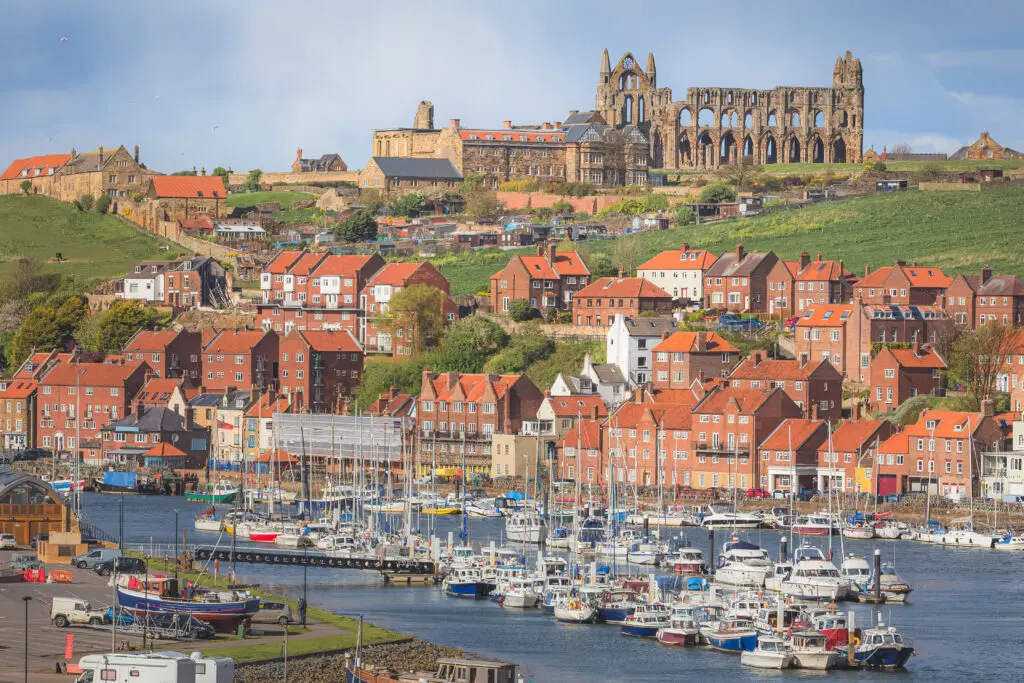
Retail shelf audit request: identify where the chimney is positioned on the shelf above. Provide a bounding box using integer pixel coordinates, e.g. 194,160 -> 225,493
751,349 -> 766,367
799,251 -> 810,270
911,339 -> 921,357
547,243 -> 557,265
618,268 -> 625,278
735,244 -> 744,262
134,145 -> 140,163
851,400 -> 861,421
981,399 -> 994,417
502,120 -> 512,129
541,122 -> 551,130
553,122 -> 562,130
816,253 -> 822,262
296,147 -> 303,161
981,266 -> 992,285
591,404 -> 599,420
895,259 -> 906,267
192,166 -> 197,175
569,110 -> 579,116
98,146 -> 104,166
388,385 -> 398,400
839,259 -> 844,278
449,118 -> 461,128
200,167 -> 206,176
662,331 -> 670,341
681,243 -> 689,253
799,354 -> 808,368
864,265 -> 871,277
811,403 -> 819,420
695,331 -> 707,352
537,244 -> 545,257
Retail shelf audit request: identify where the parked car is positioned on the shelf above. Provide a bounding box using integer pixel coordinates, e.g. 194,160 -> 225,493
0,533 -> 17,549
14,448 -> 50,461
253,600 -> 294,625
718,313 -> 742,326
94,556 -> 146,577
10,552 -> 43,570
72,548 -> 122,570
745,488 -> 770,499
51,597 -> 109,628
30,533 -> 49,550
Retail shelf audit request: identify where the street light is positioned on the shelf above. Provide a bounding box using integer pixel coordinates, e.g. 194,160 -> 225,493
302,543 -> 308,626
174,509 -> 179,581
22,595 -> 31,683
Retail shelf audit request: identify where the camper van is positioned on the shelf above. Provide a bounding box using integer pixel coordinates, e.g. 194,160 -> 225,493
75,652 -> 234,683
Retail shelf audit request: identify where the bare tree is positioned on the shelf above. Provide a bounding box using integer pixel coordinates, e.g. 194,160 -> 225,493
600,129 -> 632,187
891,143 -> 913,156
612,239 -> 641,277
715,159 -> 762,194
947,322 -> 1023,404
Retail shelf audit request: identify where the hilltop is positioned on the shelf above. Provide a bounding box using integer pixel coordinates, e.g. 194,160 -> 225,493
0,195 -> 186,285
435,186 -> 1024,295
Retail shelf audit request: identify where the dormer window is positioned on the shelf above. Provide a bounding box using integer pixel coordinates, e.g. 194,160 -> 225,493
197,191 -> 204,197
925,420 -> 937,430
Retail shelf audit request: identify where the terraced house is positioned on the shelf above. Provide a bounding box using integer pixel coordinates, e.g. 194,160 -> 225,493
201,329 -> 279,392
853,261 -> 951,307
767,251 -> 854,317
636,245 -> 717,302
361,262 -> 454,356
490,244 -> 590,316
943,267 -> 1024,329
573,277 -> 672,327
703,246 -> 778,313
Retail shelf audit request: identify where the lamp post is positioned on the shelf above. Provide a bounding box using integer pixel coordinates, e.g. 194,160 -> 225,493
22,595 -> 31,683
302,543 -> 308,626
174,509 -> 179,581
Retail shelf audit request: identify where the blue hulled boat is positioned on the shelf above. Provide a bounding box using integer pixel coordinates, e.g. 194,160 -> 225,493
835,624 -> 915,669
620,609 -> 668,637
116,581 -> 258,633
442,566 -> 493,598
704,616 -> 759,653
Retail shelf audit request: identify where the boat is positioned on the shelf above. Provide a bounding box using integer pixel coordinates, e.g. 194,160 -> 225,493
839,554 -> 872,592
866,563 -> 913,602
663,547 -> 705,575
596,589 -> 640,624
936,520 -> 997,548
701,503 -> 761,529
546,527 -> 573,549
46,476 -> 87,492
501,579 -> 539,609
656,613 -> 700,646
873,519 -> 909,539
626,510 -> 698,527
834,622 -> 914,669
714,538 -> 773,588
842,523 -> 875,540
740,635 -> 794,669
994,534 -> 1024,550
466,499 -> 503,518
792,514 -> 834,536
185,481 -> 238,504
505,510 -> 545,543
274,525 -> 313,548
248,525 -> 285,543
703,616 -> 759,653
789,630 -> 844,670
620,609 -> 668,637
805,611 -> 849,651
115,579 -> 258,633
780,545 -> 852,601
421,505 -> 461,516
626,543 -> 664,565
193,507 -> 223,533
442,566 -> 493,599
347,656 -> 519,683
553,591 -> 597,623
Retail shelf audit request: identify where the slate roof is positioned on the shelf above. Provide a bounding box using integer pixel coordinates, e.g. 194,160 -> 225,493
704,250 -> 776,277
590,363 -> 626,385
621,316 -> 679,337
106,406 -> 186,432
371,157 -> 462,181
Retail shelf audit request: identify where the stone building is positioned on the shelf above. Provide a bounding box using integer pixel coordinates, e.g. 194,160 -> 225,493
0,153 -> 71,196
291,148 -> 347,173
949,132 -> 1022,161
147,175 -> 228,222
359,157 -> 462,192
54,145 -> 154,207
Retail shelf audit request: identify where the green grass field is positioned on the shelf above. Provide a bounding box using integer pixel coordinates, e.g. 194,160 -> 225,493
226,190 -> 316,209
436,186 -> 1024,295
0,195 -> 186,283
651,158 -> 1024,178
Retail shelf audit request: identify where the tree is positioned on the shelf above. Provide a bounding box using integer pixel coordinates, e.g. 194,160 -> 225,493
95,300 -> 160,353
391,192 -> 425,218
891,143 -> 912,155
601,129 -> 632,187
465,191 -> 502,219
19,180 -> 31,195
383,285 -> 446,354
243,169 -> 263,191
95,194 -> 112,214
507,298 -> 539,322
10,307 -> 64,365
335,209 -> 378,243
551,200 -> 574,214
612,238 -> 641,276
484,322 -> 555,375
212,167 -> 231,185
358,189 -> 388,215
583,252 -> 616,278
354,356 -> 428,411
716,160 -> 761,194
78,194 -> 95,212
698,182 -> 736,204
674,204 -> 694,226
946,322 -> 1023,405
0,258 -> 60,302
431,316 -> 509,373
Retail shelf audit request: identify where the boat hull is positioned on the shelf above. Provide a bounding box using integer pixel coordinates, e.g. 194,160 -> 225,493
792,651 -> 843,670
501,593 -> 538,609
836,646 -> 914,669
193,518 -> 222,533
656,629 -> 698,646
741,651 -> 794,669
597,606 -> 636,625
843,528 -> 875,540
553,606 -> 597,623
706,631 -> 759,653
249,532 -> 282,543
781,581 -> 849,601
116,588 -> 257,633
185,492 -> 237,504
444,582 -> 492,599
792,525 -> 832,536
621,624 -> 662,638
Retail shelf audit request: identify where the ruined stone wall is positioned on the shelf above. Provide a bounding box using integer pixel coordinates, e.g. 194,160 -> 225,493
226,170 -> 359,186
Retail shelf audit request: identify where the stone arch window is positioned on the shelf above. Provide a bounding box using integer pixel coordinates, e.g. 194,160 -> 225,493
679,109 -> 692,127
765,136 -> 778,164
743,111 -> 753,128
840,111 -> 849,128
730,112 -> 738,127
720,112 -> 730,128
743,136 -> 754,158
814,111 -> 825,128
832,137 -> 847,163
750,92 -> 758,105
767,111 -> 778,127
624,95 -> 633,124
697,108 -> 714,127
619,74 -> 627,90
811,137 -> 824,163
790,111 -> 801,128
638,96 -> 645,123
703,91 -> 710,104
727,92 -> 734,105
789,138 -> 801,162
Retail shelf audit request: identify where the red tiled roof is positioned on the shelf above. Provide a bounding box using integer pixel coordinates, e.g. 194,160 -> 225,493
576,277 -> 672,300
792,257 -> 849,281
795,304 -> 853,328
885,346 -> 945,369
310,254 -> 377,278
650,388 -> 703,406
297,329 -> 361,353
0,379 -> 37,399
204,329 -> 269,354
694,387 -> 775,414
0,154 -> 71,181
366,391 -> 414,418
654,331 -> 737,354
14,352 -> 54,379
287,252 -> 327,276
124,330 -> 178,352
136,378 -> 183,403
730,357 -> 822,381
424,372 -> 519,402
151,176 -> 226,199
857,267 -> 893,288
266,251 -> 304,275
459,129 -> 565,143
904,410 -> 983,439
41,361 -> 146,387
903,265 -> 951,289
558,419 -> 602,450
820,419 -> 890,453
245,392 -> 290,417
546,395 -> 608,418
366,262 -> 427,287
759,418 -> 825,450
179,218 -> 214,231
143,442 -> 187,458
878,431 -> 910,455
638,248 -> 717,272
256,448 -> 298,464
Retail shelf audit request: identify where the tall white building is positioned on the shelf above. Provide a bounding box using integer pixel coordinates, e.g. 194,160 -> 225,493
636,245 -> 717,302
606,314 -> 679,387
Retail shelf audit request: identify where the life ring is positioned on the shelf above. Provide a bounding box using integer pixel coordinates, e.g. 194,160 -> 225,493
568,600 -> 580,610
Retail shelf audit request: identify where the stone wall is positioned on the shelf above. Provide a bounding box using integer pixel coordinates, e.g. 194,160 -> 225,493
919,182 -> 982,192
227,170 -> 360,186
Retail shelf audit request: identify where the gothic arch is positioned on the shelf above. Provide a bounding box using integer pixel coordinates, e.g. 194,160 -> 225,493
720,131 -> 737,164
679,136 -> 692,166
831,136 -> 847,163
788,137 -> 802,163
742,135 -> 754,159
624,95 -> 633,124
765,135 -> 778,164
813,110 -> 825,128
743,111 -> 753,128
696,131 -> 715,168
810,135 -> 825,163
638,96 -> 645,123
679,108 -> 692,127
767,110 -> 778,127
788,110 -> 801,128
697,107 -> 714,127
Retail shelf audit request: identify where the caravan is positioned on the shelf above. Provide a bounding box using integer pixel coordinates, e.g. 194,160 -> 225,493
75,651 -> 233,683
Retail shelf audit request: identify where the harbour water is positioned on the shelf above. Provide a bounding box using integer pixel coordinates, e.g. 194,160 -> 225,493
84,493 -> 1024,681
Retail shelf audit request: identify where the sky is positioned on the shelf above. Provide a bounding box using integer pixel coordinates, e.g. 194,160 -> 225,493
2,0 -> 1023,174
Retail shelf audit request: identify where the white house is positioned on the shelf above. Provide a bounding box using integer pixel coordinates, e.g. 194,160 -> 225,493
122,263 -> 167,301
636,244 -> 717,302
606,314 -> 679,387
981,418 -> 1024,500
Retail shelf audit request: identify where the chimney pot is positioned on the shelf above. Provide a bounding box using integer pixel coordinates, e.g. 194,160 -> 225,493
681,243 -> 689,253
864,265 -> 871,277
536,244 -> 545,257
735,244 -> 744,262
547,243 -> 557,265
851,400 -> 861,421
502,120 -> 512,129
449,118 -> 461,128
134,144 -> 140,163
811,403 -> 819,420
98,146 -> 104,166
553,122 -> 562,130
296,147 -> 303,160
981,266 -> 993,285
982,399 -> 994,417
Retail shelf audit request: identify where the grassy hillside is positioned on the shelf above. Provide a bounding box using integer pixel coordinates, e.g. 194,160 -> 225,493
0,195 -> 186,283
654,158 -> 1024,178
437,186 -> 1024,295
226,190 -> 315,209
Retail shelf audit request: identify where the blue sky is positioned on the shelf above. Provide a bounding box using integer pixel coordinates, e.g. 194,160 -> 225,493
2,0 -> 1022,173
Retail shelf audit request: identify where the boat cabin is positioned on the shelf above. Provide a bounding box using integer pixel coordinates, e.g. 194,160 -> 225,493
793,545 -> 826,562
433,658 -> 518,683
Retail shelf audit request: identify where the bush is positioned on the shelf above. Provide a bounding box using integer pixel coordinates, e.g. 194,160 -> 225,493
78,194 -> 95,212
508,298 -> 539,322
697,182 -> 736,204
19,180 -> 31,195
674,205 -> 694,226
499,178 -> 540,192
95,195 -> 112,214
549,181 -> 597,197
865,162 -> 887,172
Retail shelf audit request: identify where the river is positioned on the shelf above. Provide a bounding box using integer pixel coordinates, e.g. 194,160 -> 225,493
81,493 -> 1024,682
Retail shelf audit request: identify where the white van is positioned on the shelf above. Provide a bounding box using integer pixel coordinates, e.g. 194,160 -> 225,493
76,652 -> 194,683
72,547 -> 122,570
1002,494 -> 1024,506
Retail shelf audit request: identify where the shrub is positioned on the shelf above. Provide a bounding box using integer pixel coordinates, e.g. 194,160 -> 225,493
697,182 -> 736,204
508,298 -> 539,322
95,195 -> 112,215
674,205 -> 694,226
78,194 -> 95,212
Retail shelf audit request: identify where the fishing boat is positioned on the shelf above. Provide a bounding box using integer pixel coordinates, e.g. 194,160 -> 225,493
701,503 -> 761,529
805,611 -> 849,651
839,554 -> 872,592
835,622 -> 915,669
789,630 -> 844,670
620,609 -> 668,638
193,507 -> 223,533
442,566 -> 493,599
780,545 -> 852,601
656,613 -> 700,646
994,534 -> 1024,550
185,481 -> 238,504
703,616 -> 759,653
792,514 -> 834,536
740,635 -> 794,669
715,538 -> 773,588
505,510 -> 545,543
501,579 -> 539,609
115,579 -> 258,633
46,476 -> 86,492
663,547 -> 705,575
248,526 -> 284,543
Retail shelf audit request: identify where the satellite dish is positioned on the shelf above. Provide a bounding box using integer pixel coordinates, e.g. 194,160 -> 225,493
171,434 -> 180,443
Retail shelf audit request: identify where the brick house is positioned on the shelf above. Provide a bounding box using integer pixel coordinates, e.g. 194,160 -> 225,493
767,252 -> 854,317
605,315 -> 680,388
490,244 -> 590,316
601,391 -> 695,489
123,329 -> 203,381
852,261 -> 951,306
37,360 -> 150,458
132,377 -> 198,416
728,351 -> 842,422
688,387 -> 802,491
0,153 -> 71,196
365,386 -> 416,418
944,267 -> 1024,329
816,413 -> 896,493
202,329 -> 279,392
757,418 -> 829,493
122,257 -> 230,309
536,394 -> 607,441
416,369 -> 544,473
573,277 -> 672,327
101,406 -> 209,468
147,175 -> 228,222
0,380 -> 37,450
793,304 -> 853,376
556,418 -> 603,486
279,329 -> 363,413
242,392 -> 291,465
651,331 -> 739,390
636,244 -> 717,302
361,262 -> 453,355
703,245 -> 778,313
359,157 -> 463,192
869,344 -> 946,413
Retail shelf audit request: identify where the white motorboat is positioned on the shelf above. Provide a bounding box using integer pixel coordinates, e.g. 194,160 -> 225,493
842,523 -> 875,540
466,499 -> 502,518
936,521 -> 996,549
553,593 -> 597,623
701,503 -> 761,529
318,534 -> 361,554
626,510 -> 698,527
714,538 -> 773,588
791,514 -> 834,536
994,535 -> 1024,550
780,545 -> 852,601
501,579 -> 539,608
626,548 -> 663,565
274,525 -> 312,548
546,527 -> 573,549
790,630 -> 844,670
505,511 -> 545,543
839,554 -> 872,592
741,635 -> 794,669
664,548 -> 705,575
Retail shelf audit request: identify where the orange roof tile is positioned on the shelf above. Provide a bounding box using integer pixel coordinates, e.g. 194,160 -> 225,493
856,266 -> 894,288
546,395 -> 608,418
366,262 -> 427,287
904,410 -> 983,439
297,329 -> 361,353
558,419 -> 602,450
310,254 -> 377,278
425,372 -> 519,403
576,277 -> 672,300
256,449 -> 298,464
14,352 -> 54,379
0,154 -> 71,181
287,252 -> 327,276
266,251 -> 304,275
878,431 -> 910,455
459,129 -> 565,143
124,330 -> 179,352
638,247 -> 717,272
903,265 -> 951,289
759,418 -> 825,450
204,329 -> 270,354
654,331 -> 737,354
795,304 -> 853,328
730,357 -> 825,381
42,361 -> 146,387
819,419 -> 890,453
650,388 -> 702,406
694,387 -> 775,414
151,175 -> 226,199
143,442 -> 187,458
245,392 -> 290,417
885,346 -> 946,369
136,378 -> 184,403
0,379 -> 37,399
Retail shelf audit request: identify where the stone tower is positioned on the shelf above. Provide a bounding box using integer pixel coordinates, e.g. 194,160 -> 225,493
413,101 -> 434,130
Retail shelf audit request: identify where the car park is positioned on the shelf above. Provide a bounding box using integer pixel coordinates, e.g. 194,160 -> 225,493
51,597 -> 110,628
94,556 -> 146,577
